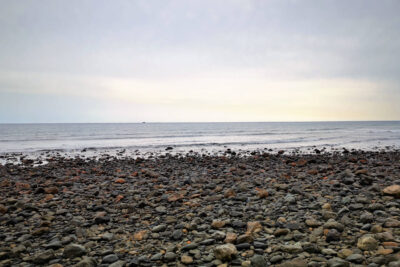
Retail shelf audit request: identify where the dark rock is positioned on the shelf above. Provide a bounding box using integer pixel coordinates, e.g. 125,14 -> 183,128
251,254 -> 268,267
63,244 -> 87,258
103,254 -> 119,264
326,229 -> 341,242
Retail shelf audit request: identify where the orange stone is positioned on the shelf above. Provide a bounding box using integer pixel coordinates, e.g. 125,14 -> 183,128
246,221 -> 262,235
308,169 -> 318,175
256,189 -> 269,198
225,232 -> 237,243
323,229 -> 330,236
168,193 -> 184,202
45,194 -> 54,201
377,248 -> 393,255
44,187 -> 59,194
133,230 -> 148,241
298,159 -> 308,166
16,182 -> 31,189
382,242 -> 398,247
115,178 -> 126,184
355,169 -> 368,175
211,220 -> 226,229
224,188 -> 236,198
115,195 -> 124,203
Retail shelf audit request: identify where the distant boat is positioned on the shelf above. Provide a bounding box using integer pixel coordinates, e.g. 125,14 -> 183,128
142,122 -> 146,124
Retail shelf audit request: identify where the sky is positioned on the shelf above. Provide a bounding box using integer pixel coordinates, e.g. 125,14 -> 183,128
0,0 -> 400,123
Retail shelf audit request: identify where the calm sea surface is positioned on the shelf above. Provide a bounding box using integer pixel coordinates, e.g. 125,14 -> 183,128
0,121 -> 399,154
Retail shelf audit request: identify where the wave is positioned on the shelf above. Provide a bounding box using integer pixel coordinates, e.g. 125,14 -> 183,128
0,132 -> 296,142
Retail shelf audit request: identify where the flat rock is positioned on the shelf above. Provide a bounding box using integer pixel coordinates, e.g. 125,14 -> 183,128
63,244 -> 87,258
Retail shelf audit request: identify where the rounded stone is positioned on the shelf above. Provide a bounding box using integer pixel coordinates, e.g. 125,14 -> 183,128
214,244 -> 238,261
181,255 -> 193,264
357,235 -> 378,251
250,255 -> 267,267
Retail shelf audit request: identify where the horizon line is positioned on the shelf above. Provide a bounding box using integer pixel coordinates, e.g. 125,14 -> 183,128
1,120 -> 399,124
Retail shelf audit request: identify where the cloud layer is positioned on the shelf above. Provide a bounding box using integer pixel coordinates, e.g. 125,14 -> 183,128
1,0 -> 399,122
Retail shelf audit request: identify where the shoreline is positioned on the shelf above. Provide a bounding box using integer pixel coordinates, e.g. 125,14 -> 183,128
0,150 -> 399,266
1,145 -> 399,167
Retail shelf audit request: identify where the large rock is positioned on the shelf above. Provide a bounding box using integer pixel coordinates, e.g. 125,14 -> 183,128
357,235 -> 378,251
214,244 -> 237,261
383,185 -> 400,198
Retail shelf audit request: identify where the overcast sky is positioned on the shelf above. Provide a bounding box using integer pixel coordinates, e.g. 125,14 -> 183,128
0,0 -> 399,122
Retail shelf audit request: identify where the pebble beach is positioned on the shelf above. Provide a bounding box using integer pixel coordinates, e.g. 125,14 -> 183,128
0,149 -> 400,267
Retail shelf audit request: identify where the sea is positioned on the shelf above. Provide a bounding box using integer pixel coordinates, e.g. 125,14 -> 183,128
0,121 -> 399,158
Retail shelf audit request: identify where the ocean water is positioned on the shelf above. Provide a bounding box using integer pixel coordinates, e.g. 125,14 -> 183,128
0,121 -> 399,154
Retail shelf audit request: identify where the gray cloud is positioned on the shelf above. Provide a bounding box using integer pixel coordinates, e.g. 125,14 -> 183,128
0,0 -> 399,122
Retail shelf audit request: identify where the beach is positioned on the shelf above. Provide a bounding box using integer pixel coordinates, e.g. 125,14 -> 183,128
2,0 -> 400,266
0,149 -> 399,266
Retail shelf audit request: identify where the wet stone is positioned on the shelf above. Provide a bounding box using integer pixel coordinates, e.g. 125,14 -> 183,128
103,254 -> 119,263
